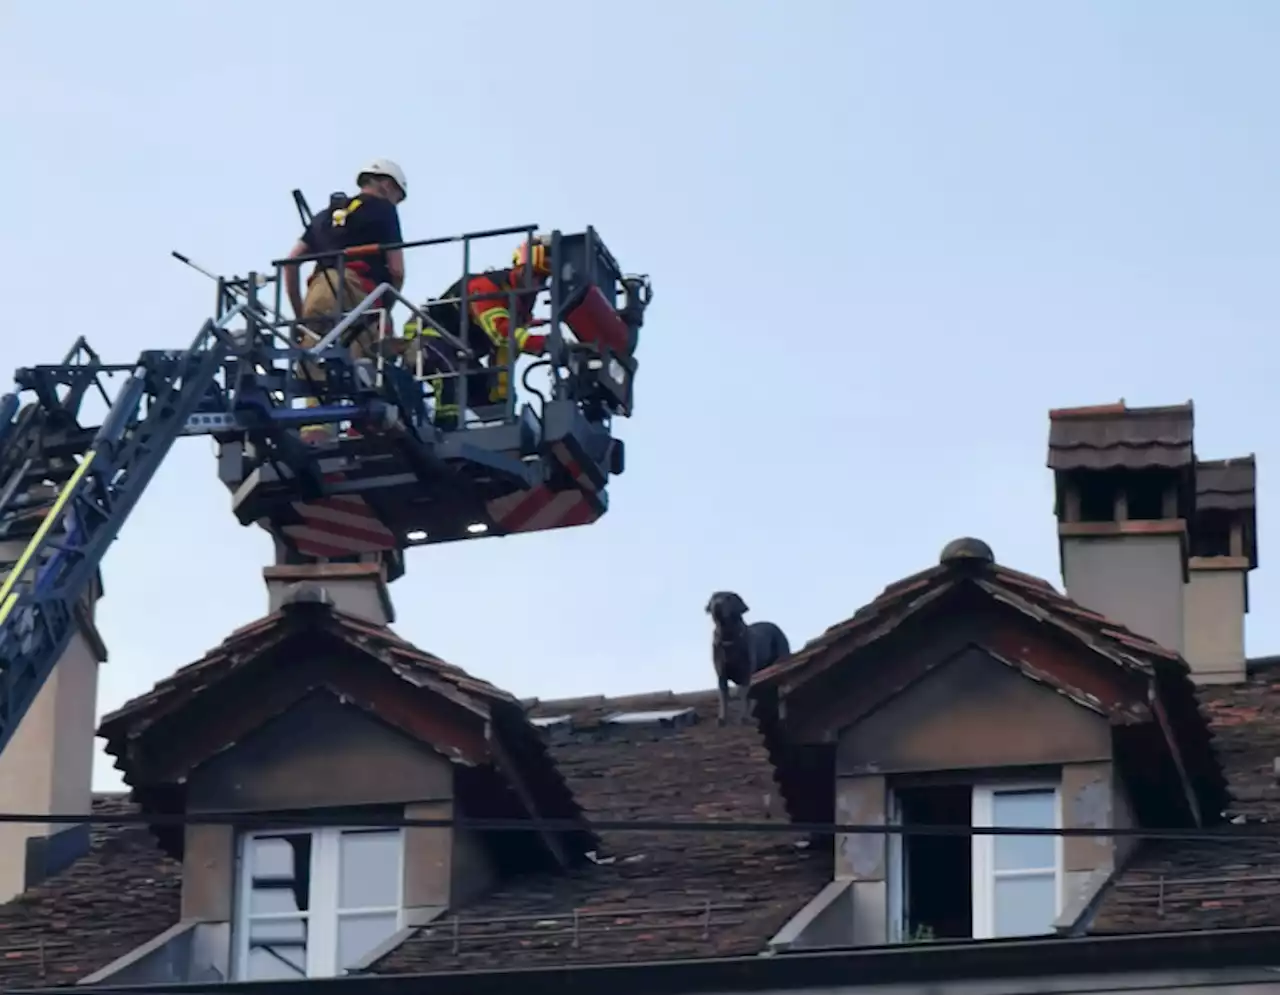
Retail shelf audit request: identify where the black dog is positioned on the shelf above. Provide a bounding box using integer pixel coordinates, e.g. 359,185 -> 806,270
706,591 -> 791,725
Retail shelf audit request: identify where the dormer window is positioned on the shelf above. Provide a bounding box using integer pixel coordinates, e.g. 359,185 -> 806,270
603,707 -> 696,726
235,827 -> 404,980
530,714 -> 573,729
888,780 -> 1062,942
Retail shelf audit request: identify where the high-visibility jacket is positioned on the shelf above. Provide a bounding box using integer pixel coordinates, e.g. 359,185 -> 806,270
404,269 -> 547,358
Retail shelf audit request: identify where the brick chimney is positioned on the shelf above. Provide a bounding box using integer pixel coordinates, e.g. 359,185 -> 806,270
0,552 -> 107,903
1048,401 -> 1195,655
263,548 -> 398,626
1183,456 -> 1256,684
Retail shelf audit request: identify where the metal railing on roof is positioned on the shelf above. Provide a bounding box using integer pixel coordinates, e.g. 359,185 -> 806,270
1109,870 -> 1280,918
410,900 -> 750,954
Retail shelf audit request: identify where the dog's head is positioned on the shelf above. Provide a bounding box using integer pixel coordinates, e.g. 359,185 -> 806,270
706,591 -> 749,625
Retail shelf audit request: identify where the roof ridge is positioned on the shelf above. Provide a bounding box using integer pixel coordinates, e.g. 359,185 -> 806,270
525,689 -> 720,713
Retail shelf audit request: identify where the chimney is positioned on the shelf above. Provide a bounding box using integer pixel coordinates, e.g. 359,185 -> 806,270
0,548 -> 107,903
1048,401 -> 1195,654
1183,456 -> 1257,684
264,558 -> 396,626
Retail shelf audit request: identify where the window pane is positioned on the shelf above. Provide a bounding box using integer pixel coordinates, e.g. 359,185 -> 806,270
339,831 -> 400,909
993,873 -> 1057,937
247,834 -> 312,915
338,912 -> 399,970
246,918 -> 307,978
992,791 -> 1055,871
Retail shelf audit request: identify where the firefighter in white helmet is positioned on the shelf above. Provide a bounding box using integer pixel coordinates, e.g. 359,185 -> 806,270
282,159 -> 409,442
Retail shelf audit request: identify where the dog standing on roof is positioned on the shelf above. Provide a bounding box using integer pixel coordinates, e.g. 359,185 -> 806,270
706,591 -> 791,725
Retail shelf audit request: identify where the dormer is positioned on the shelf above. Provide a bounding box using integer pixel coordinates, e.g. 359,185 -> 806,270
90,565 -> 590,984
752,539 -> 1224,952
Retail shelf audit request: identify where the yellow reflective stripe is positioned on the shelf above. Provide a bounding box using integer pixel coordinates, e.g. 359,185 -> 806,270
0,450 -> 98,627
403,320 -> 442,341
493,342 -> 511,400
476,307 -> 510,348
331,197 -> 363,228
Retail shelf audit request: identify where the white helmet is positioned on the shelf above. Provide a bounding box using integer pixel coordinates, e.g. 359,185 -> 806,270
356,158 -> 407,199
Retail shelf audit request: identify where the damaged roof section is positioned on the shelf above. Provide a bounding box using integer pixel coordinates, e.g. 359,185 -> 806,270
1047,401 -> 1195,472
97,595 -> 596,861
750,540 -> 1227,829
368,690 -> 827,973
1090,665 -> 1280,934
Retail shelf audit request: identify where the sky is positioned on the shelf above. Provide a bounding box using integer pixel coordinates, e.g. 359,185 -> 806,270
2,0 -> 1279,791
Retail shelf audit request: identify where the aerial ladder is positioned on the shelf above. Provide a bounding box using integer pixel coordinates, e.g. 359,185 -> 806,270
0,220 -> 651,757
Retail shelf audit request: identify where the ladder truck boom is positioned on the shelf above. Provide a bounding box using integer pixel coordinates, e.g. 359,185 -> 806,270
0,306 -> 247,758
0,223 -> 650,760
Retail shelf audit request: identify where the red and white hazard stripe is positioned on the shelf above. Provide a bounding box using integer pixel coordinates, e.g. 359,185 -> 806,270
484,441 -> 607,536
280,472 -> 398,558
485,485 -> 601,536
549,441 -> 602,495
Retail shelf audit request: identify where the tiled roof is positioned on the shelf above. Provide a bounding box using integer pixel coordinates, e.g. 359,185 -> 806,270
0,795 -> 180,991
368,691 -> 828,972
756,556 -> 1182,692
99,601 -> 519,738
98,599 -> 594,860
1091,666 -> 1280,933
751,548 -> 1227,828
0,690 -> 827,986
6,558 -> 1280,984
1047,401 -> 1195,472
1196,457 -> 1257,513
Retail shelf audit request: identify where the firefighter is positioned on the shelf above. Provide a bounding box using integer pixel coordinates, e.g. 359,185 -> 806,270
281,159 -> 408,443
401,235 -> 552,431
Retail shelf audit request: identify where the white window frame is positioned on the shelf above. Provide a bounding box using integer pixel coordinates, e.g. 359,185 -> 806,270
234,826 -> 405,980
887,781 -> 1063,942
886,791 -> 908,944
972,783 -> 1063,940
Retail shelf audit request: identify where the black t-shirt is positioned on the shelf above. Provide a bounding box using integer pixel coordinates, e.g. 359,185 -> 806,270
302,193 -> 403,288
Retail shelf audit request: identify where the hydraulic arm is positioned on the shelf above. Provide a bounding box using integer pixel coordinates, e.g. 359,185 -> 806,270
0,222 -> 649,761
0,308 -> 246,757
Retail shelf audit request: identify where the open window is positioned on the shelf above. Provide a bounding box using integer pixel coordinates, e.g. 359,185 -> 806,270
234,827 -> 404,980
888,781 -> 1061,942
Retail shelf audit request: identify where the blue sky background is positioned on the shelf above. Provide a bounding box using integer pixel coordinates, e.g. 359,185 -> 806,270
2,1 -> 1278,789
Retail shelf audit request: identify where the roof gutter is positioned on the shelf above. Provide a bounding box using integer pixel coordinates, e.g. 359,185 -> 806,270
40,926 -> 1280,995
1148,679 -> 1203,826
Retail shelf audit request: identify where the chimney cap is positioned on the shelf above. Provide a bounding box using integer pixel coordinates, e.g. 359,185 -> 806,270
280,582 -> 335,609
940,537 -> 995,566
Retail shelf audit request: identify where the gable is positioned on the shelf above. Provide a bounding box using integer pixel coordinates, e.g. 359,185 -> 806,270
101,603 -> 597,863
753,543 -> 1227,830
836,646 -> 1112,776
187,689 -> 454,812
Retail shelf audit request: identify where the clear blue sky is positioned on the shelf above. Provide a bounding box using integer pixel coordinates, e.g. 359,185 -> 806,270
3,1 -> 1278,789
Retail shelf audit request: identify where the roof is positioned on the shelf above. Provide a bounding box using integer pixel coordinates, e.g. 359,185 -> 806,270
1196,456 -> 1257,513
5,550 -> 1280,985
1090,665 -> 1280,933
0,692 -> 827,987
98,596 -> 594,859
0,795 -> 180,991
368,691 -> 827,972
1047,400 -> 1195,472
750,543 -> 1227,827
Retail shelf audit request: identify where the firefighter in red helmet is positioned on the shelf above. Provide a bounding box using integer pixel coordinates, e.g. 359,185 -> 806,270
401,235 -> 552,431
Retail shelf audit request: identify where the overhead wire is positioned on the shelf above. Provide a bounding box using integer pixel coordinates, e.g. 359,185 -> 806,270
12,808 -> 1280,842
